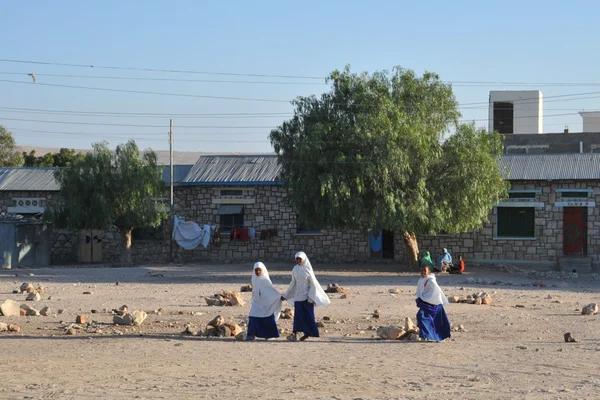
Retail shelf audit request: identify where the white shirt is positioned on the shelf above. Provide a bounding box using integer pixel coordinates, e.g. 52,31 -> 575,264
284,265 -> 311,302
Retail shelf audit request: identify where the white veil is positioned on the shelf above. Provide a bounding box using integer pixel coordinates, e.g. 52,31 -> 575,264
295,251 -> 331,307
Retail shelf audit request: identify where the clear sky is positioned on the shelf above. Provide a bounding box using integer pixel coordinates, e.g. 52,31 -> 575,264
1,0 -> 599,155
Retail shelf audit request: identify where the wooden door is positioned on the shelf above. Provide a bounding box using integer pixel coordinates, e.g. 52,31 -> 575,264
563,207 -> 587,255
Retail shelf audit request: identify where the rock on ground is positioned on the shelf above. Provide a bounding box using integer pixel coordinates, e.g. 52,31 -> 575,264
447,296 -> 460,303
564,332 -> 578,343
235,331 -> 248,341
26,292 -> 41,302
20,304 -> 39,316
39,307 -> 50,317
240,285 -> 252,293
0,322 -> 7,332
113,313 -> 134,326
76,315 -> 88,324
131,310 -> 147,326
376,325 -> 404,340
325,283 -> 348,294
281,308 -> 294,319
0,299 -> 21,317
8,324 -> 20,333
581,303 -> 599,315
223,322 -> 242,337
207,315 -> 224,328
404,317 -> 415,331
19,283 -> 35,293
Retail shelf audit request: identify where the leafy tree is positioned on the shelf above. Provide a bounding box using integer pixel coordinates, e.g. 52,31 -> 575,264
269,66 -> 507,263
0,125 -> 24,167
22,147 -> 85,167
45,140 -> 167,265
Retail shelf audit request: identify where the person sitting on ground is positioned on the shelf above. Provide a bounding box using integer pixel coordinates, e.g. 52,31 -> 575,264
435,248 -> 452,273
420,251 -> 435,270
246,262 -> 283,341
415,265 -> 451,342
449,255 -> 465,274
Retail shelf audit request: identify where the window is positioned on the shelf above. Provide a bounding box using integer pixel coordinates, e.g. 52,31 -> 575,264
218,205 -> 244,233
561,191 -> 588,199
220,189 -> 243,197
497,207 -> 535,238
493,102 -> 514,134
508,192 -> 536,199
132,226 -> 163,241
296,214 -> 322,234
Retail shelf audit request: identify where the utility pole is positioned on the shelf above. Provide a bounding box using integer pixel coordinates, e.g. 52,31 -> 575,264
169,119 -> 174,262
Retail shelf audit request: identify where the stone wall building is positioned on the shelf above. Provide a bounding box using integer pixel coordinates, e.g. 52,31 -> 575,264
4,151 -> 600,270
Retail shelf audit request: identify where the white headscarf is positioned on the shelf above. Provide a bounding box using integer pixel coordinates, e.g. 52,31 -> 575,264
295,251 -> 331,307
416,273 -> 449,306
249,262 -> 283,320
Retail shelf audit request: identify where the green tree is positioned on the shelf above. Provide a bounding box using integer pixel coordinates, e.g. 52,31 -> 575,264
269,66 -> 507,263
53,148 -> 85,167
0,126 -> 24,167
38,153 -> 55,167
45,140 -> 167,265
23,150 -> 39,167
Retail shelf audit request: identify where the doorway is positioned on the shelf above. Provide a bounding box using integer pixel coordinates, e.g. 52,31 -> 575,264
370,229 -> 395,259
563,207 -> 587,256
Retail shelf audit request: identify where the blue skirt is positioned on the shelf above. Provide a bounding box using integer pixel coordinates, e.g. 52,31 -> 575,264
416,298 -> 451,342
293,300 -> 320,337
247,315 -> 280,339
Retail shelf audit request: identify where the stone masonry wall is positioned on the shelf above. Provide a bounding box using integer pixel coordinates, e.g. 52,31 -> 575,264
169,185 -> 369,264
393,180 -> 600,266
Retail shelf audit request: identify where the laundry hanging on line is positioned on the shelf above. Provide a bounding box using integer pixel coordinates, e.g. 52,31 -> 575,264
172,216 -> 214,250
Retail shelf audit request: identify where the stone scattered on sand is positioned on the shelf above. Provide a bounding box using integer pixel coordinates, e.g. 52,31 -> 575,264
474,298 -> 483,305
325,283 -> 348,294
388,288 -> 401,295
240,284 -> 252,293
82,291 -> 93,295
182,325 -> 199,336
406,333 -> 420,341
57,309 -> 65,315
235,331 -> 248,341
404,317 -> 415,331
8,324 -> 20,333
0,322 -> 7,332
131,310 -> 147,326
207,315 -> 225,329
281,308 -> 294,320
372,309 -> 381,319
447,296 -> 460,303
26,292 -> 41,302
205,326 -> 218,337
581,303 -> 599,316
219,325 -> 232,337
517,345 -> 528,350
113,313 -> 134,325
66,328 -> 77,336
564,332 -> 578,343
340,293 -> 348,299
76,315 -> 88,324
206,290 -> 245,307
20,304 -> 39,316
376,325 -> 404,340
19,283 -> 35,293
0,299 -> 21,317
223,323 -> 242,337
481,295 -> 493,305
322,316 -> 331,321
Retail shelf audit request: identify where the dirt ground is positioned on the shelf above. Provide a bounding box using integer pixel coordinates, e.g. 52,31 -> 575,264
0,262 -> 599,400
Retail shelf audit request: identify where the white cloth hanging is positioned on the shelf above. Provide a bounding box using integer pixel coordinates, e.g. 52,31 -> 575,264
249,262 -> 283,320
172,217 -> 211,250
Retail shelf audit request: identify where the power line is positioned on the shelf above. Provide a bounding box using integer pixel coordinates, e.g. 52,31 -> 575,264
0,58 -> 325,80
0,111 -> 582,128
0,79 -> 291,103
5,59 -> 600,88
0,71 -> 328,85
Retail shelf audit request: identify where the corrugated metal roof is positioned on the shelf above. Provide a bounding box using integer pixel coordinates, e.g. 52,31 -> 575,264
0,168 -> 60,191
500,153 -> 600,180
182,155 -> 282,185
162,165 -> 194,185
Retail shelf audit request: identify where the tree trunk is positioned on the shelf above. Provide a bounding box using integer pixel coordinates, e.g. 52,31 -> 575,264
403,231 -> 420,268
120,228 -> 133,266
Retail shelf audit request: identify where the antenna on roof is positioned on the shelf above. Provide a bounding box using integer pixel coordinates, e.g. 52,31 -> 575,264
564,125 -> 569,134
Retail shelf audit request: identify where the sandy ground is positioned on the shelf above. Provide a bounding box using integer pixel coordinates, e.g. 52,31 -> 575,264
0,262 -> 599,400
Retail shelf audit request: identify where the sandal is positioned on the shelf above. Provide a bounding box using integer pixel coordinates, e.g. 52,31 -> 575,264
286,333 -> 297,342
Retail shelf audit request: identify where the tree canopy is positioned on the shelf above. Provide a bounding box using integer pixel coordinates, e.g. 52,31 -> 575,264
0,125 -> 24,167
23,148 -> 85,167
269,66 -> 507,261
45,140 -> 167,264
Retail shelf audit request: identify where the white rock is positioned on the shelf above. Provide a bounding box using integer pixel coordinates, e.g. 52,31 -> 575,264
0,299 -> 21,317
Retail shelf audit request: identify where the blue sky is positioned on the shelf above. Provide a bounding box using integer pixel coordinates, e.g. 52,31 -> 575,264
1,0 -> 599,155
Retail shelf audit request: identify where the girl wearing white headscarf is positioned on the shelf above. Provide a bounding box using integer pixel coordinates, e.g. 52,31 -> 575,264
415,265 -> 451,342
247,262 -> 283,341
282,251 -> 330,341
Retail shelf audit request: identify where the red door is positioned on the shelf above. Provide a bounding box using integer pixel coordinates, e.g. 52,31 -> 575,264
563,207 -> 587,255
